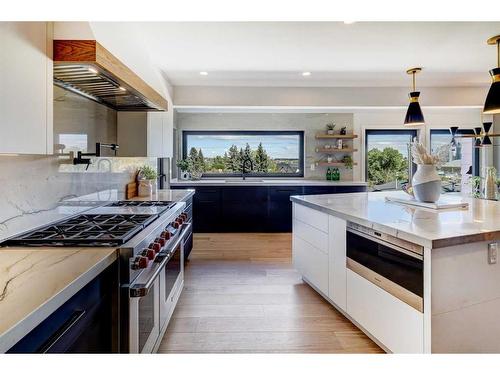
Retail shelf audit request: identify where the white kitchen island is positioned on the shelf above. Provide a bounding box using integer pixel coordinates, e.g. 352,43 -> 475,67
291,191 -> 500,353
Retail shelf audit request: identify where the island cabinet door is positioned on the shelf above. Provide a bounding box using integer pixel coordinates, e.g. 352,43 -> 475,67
346,269 -> 424,353
292,204 -> 329,295
328,216 -> 347,311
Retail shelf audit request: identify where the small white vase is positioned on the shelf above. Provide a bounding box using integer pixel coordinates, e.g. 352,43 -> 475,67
412,164 -> 441,203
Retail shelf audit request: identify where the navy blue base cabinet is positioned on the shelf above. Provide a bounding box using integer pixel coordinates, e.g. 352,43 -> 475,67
8,261 -> 119,353
172,184 -> 366,233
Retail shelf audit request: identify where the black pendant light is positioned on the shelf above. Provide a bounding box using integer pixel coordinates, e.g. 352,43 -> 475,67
481,122 -> 493,146
404,67 -> 425,125
474,127 -> 482,147
483,35 -> 500,115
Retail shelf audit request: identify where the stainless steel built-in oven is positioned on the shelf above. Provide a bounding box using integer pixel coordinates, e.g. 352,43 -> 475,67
159,226 -> 185,331
128,222 -> 190,353
346,222 -> 424,312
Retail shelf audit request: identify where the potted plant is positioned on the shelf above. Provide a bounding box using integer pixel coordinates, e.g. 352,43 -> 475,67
340,126 -> 347,135
471,176 -> 482,198
137,165 -> 158,196
326,123 -> 336,135
341,155 -> 353,169
176,159 -> 190,180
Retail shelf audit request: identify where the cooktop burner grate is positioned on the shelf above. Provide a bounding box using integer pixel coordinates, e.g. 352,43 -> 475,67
2,214 -> 158,247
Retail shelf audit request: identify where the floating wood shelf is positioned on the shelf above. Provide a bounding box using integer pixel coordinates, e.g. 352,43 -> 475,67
316,148 -> 358,153
316,162 -> 358,167
315,134 -> 358,139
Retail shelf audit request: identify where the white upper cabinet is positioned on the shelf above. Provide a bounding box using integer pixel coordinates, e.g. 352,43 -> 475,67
0,22 -> 53,154
117,111 -> 172,158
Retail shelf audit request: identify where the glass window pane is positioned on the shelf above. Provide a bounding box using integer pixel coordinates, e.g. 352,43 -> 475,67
183,131 -> 304,176
366,130 -> 416,190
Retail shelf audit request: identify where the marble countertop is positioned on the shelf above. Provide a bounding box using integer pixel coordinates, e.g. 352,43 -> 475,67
291,191 -> 500,249
0,247 -> 117,352
132,189 -> 194,202
170,178 -> 367,187
0,189 -> 194,243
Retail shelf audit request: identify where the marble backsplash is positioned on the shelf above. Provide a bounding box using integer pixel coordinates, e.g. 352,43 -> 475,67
0,155 -> 157,241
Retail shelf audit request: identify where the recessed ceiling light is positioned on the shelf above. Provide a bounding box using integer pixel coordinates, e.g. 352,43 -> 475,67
343,21 -> 356,24
200,71 -> 208,76
88,67 -> 98,74
302,71 -> 311,76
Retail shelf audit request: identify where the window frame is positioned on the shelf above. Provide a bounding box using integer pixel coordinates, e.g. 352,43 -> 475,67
182,130 -> 305,178
364,128 -> 418,185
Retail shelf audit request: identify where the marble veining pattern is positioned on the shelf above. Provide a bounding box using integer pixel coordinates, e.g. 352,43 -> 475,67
291,191 -> 500,248
0,155 -> 157,242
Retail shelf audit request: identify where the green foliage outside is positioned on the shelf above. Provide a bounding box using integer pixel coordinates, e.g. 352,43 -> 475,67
184,142 -> 299,174
367,147 -> 409,186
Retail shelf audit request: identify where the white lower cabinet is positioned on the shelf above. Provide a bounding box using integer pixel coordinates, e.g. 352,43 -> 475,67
293,234 -> 329,296
292,203 -> 424,353
328,216 -> 347,311
346,269 -> 424,353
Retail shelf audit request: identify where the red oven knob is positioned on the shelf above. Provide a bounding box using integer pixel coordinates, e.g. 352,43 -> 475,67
173,221 -> 180,229
132,256 -> 149,269
161,230 -> 171,239
176,217 -> 184,225
181,212 -> 188,220
156,237 -> 166,247
141,248 -> 155,260
151,242 -> 161,253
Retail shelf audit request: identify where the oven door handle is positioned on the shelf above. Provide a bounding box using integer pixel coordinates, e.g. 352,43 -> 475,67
129,222 -> 191,298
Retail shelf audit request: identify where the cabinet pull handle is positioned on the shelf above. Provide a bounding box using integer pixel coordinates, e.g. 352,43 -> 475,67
39,310 -> 86,353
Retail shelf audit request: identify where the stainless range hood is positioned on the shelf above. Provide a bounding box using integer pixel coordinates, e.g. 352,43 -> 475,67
53,40 -> 168,111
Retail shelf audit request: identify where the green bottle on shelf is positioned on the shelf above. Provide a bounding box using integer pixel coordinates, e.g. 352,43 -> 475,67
326,167 -> 332,181
333,168 -> 340,181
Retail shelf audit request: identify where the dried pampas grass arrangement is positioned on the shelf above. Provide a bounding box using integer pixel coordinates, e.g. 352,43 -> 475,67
410,138 -> 450,167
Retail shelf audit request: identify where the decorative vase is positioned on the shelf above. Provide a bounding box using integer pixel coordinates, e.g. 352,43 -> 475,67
412,164 -> 441,203
190,170 -> 203,180
138,180 -> 153,197
484,166 -> 497,200
180,171 -> 190,180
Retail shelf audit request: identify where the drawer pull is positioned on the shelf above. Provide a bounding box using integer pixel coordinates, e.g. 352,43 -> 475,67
39,310 -> 86,353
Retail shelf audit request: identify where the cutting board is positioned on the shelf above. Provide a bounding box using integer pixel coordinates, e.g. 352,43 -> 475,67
385,195 -> 469,210
126,182 -> 137,199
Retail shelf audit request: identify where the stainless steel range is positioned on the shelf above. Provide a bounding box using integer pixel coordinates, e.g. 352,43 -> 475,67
1,199 -> 190,353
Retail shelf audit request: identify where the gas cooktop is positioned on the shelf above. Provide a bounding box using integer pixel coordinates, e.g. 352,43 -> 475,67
2,213 -> 158,247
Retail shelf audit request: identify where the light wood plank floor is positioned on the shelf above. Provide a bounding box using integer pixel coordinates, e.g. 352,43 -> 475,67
158,233 -> 383,353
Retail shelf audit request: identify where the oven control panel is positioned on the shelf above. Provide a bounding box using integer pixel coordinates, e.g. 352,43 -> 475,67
130,211 -> 188,271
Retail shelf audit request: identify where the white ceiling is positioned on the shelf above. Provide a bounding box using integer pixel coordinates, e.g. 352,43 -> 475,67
127,22 -> 500,87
